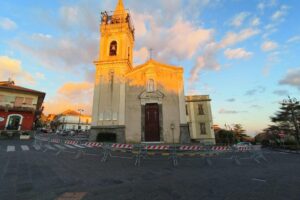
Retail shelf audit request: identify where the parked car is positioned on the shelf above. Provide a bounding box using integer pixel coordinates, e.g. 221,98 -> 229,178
234,142 -> 252,148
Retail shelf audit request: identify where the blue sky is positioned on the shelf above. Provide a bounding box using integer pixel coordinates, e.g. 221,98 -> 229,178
1,0 -> 300,136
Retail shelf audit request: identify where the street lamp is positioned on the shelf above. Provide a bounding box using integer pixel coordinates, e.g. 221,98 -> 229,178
282,96 -> 300,144
170,123 -> 175,144
78,109 -> 84,131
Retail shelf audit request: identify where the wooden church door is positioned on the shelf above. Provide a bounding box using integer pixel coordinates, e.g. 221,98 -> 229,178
145,104 -> 160,141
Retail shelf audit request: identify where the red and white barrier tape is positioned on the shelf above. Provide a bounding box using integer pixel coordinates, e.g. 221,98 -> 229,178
65,140 -> 78,145
179,146 -> 204,151
111,144 -> 133,149
51,139 -> 60,144
237,146 -> 252,152
145,145 -> 170,150
211,146 -> 230,151
84,142 -> 102,148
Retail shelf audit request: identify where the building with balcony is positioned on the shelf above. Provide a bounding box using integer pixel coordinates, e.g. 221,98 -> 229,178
0,80 -> 45,131
185,95 -> 216,144
54,110 -> 91,131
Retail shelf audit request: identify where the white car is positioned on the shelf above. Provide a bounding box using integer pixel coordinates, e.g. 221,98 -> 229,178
234,142 -> 252,148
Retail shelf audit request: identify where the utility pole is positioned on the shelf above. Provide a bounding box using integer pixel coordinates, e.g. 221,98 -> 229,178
282,96 -> 300,144
149,48 -> 154,60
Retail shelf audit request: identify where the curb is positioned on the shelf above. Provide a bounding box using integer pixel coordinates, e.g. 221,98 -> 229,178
269,148 -> 300,154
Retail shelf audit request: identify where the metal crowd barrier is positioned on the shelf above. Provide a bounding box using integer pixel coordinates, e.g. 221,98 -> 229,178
134,144 -> 178,167
33,135 -> 267,167
33,135 -> 103,159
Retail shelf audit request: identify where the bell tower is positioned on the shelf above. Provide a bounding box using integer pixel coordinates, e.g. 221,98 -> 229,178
98,0 -> 134,67
91,0 -> 135,143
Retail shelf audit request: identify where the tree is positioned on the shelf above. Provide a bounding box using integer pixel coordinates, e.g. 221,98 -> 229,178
232,124 -> 247,142
270,96 -> 300,143
215,129 -> 235,145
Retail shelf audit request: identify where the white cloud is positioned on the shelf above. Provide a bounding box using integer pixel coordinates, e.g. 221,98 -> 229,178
133,14 -> 214,62
261,40 -> 278,52
0,56 -> 35,85
134,47 -> 150,65
219,28 -> 260,48
219,109 -> 247,114
251,17 -> 260,26
271,5 -> 289,21
257,3 -> 265,11
189,28 -> 259,85
60,6 -> 79,24
13,34 -> 98,73
0,17 -> 17,30
287,36 -> 300,43
279,68 -> 300,90
230,12 -> 250,27
35,72 -> 45,80
257,0 -> 278,12
32,33 -> 52,40
224,48 -> 253,59
44,81 -> 94,114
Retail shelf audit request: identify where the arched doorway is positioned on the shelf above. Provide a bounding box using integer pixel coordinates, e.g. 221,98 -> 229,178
6,114 -> 23,131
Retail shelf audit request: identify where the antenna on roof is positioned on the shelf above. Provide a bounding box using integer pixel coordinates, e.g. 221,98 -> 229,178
149,48 -> 154,60
8,77 -> 14,85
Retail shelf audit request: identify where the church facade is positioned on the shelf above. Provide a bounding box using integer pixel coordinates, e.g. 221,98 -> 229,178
90,0 -> 190,143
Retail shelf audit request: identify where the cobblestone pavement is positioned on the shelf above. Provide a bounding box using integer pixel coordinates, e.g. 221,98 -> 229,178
0,140 -> 300,200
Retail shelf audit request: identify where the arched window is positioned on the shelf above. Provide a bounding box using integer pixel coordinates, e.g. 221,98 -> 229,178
109,41 -> 117,56
147,79 -> 155,92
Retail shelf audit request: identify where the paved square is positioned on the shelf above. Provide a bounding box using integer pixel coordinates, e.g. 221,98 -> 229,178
0,140 -> 300,200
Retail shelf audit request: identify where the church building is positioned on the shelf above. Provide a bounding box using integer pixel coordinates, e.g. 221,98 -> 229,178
90,0 -> 190,143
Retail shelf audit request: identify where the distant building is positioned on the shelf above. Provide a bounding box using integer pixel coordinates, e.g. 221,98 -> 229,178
185,95 -> 215,144
0,80 -> 45,131
54,110 -> 91,131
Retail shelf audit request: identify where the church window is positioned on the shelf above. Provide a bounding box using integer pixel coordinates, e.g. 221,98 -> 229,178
200,123 -> 206,135
147,79 -> 155,92
185,104 -> 189,115
109,41 -> 117,56
198,104 -> 204,115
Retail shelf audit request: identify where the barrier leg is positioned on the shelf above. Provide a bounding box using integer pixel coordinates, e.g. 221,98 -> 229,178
101,146 -> 111,162
134,146 -> 143,167
55,150 -> 61,156
234,156 -> 241,165
74,149 -> 84,159
206,157 -> 212,166
170,147 -> 178,167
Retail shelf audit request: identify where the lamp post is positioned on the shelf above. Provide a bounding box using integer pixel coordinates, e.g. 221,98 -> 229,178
282,96 -> 300,144
78,109 -> 84,131
170,123 -> 175,145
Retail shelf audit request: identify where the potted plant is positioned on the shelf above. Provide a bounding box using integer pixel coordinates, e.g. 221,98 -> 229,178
20,131 -> 31,140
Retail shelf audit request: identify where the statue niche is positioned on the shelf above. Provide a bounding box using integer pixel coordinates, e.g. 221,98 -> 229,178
109,41 -> 117,56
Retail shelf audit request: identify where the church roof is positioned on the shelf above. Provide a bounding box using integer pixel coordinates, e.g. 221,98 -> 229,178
127,59 -> 183,76
61,110 -> 81,116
